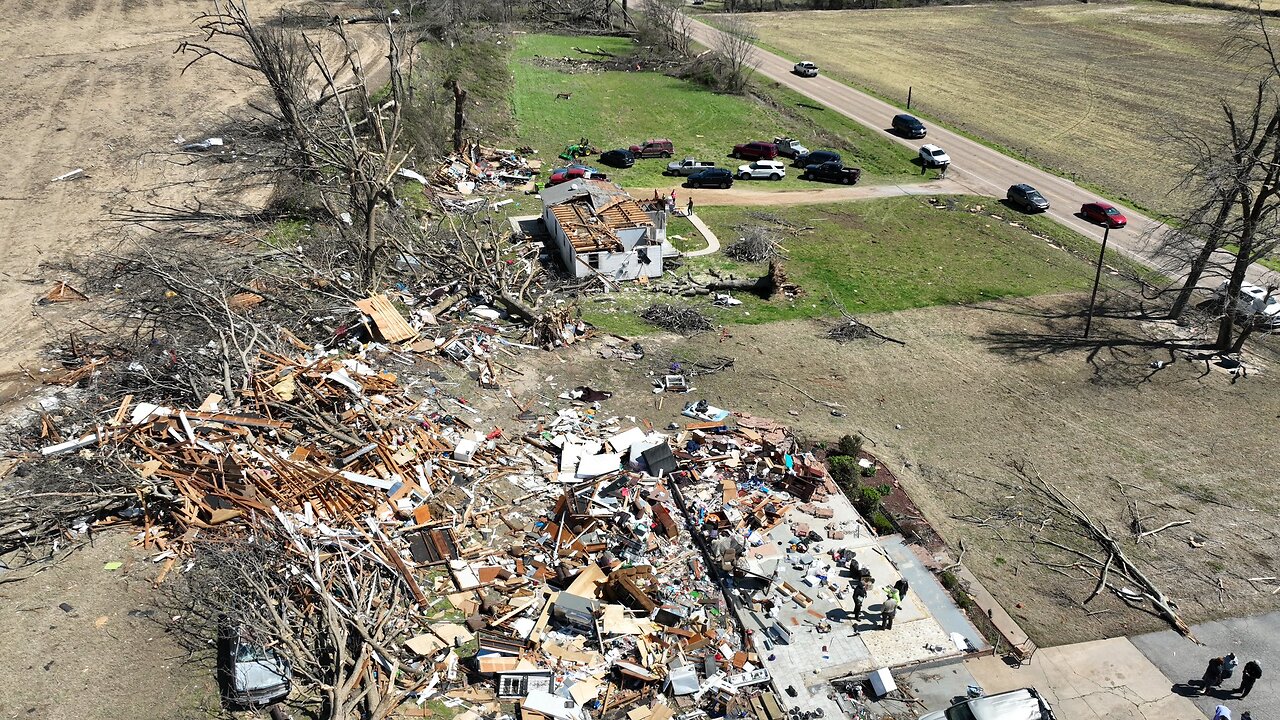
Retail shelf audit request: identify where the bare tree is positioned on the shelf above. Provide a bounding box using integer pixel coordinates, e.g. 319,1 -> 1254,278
715,16 -> 758,95
640,0 -> 692,56
179,0 -> 416,291
1157,7 -> 1280,352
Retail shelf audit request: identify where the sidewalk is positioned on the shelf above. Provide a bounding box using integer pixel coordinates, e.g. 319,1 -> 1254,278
964,638 -> 1203,720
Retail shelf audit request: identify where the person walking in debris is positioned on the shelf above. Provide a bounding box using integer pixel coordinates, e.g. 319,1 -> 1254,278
851,578 -> 868,623
881,594 -> 899,630
894,577 -> 910,601
1237,660 -> 1262,698
1203,656 -> 1227,695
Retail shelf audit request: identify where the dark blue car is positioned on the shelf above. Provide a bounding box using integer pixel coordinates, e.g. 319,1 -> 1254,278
687,167 -> 734,189
599,148 -> 635,168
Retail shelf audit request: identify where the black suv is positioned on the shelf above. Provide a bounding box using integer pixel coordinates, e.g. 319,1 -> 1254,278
892,113 -> 927,139
687,167 -> 735,189
795,149 -> 841,169
1007,183 -> 1050,212
801,162 -> 862,185
599,148 -> 636,168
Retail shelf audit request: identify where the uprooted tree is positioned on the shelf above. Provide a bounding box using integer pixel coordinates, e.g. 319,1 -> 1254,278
1159,6 -> 1280,351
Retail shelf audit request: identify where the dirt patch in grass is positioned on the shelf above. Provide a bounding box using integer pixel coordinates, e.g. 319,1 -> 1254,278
736,2 -> 1257,215
524,297 -> 1280,647
0,533 -> 217,719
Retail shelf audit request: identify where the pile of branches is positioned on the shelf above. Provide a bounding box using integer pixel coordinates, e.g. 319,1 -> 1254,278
724,226 -> 785,262
641,304 -> 713,335
826,318 -> 905,345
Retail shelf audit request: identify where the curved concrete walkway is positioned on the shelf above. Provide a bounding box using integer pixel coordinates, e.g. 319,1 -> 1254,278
681,212 -> 720,257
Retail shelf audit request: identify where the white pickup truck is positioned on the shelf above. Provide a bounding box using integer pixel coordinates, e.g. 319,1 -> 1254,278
772,137 -> 809,159
665,157 -> 717,176
793,61 -> 819,78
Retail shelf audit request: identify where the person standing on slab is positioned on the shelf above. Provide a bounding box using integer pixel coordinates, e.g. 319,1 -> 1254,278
1203,656 -> 1226,695
1237,660 -> 1262,698
894,577 -> 910,601
881,595 -> 898,630
851,578 -> 867,622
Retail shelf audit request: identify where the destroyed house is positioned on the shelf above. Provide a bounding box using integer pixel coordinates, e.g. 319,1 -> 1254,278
541,180 -> 666,281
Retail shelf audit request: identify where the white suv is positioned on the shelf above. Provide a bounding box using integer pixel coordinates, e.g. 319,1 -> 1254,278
736,160 -> 787,181
919,144 -> 951,168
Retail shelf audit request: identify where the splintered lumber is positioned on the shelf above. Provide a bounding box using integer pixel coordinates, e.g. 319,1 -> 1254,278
355,295 -> 417,343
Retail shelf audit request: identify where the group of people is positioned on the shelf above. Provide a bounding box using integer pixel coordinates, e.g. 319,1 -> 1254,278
1202,654 -> 1263,697
844,554 -> 909,631
652,189 -> 694,217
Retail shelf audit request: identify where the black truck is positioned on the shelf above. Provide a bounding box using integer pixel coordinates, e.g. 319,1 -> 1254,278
801,161 -> 861,185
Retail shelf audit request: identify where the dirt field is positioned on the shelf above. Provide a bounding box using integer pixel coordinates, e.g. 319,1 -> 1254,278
519,296 -> 1280,646
736,1 -> 1255,214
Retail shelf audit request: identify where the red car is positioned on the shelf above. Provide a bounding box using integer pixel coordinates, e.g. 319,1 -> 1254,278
732,141 -> 779,161
547,165 -> 606,187
1080,201 -> 1126,228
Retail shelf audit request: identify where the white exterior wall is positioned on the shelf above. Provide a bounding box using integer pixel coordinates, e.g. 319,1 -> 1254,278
545,207 -> 663,281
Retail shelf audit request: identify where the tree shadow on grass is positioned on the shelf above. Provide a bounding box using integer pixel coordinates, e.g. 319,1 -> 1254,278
974,296 -> 1213,386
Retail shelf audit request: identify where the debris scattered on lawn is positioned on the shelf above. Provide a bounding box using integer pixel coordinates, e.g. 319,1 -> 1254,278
640,303 -> 714,334
724,227 -> 785,262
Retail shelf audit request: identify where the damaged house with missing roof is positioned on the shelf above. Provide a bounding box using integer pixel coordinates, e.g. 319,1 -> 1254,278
541,180 -> 677,281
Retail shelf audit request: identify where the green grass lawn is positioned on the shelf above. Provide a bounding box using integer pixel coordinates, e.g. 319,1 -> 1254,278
510,34 -> 919,191
583,195 -> 1144,333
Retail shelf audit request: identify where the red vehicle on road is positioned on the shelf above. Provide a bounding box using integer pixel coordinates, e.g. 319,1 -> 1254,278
1080,201 -> 1127,228
731,141 -> 779,161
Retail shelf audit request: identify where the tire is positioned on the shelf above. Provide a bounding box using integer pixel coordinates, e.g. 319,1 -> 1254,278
721,181 -> 730,189
842,176 -> 852,185
661,151 -> 671,158
770,173 -> 781,181
802,173 -> 810,180
739,173 -> 750,180
732,151 -> 740,159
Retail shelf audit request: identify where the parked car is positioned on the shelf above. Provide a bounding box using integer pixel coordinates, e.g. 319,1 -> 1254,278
736,160 -> 787,180
1215,281 -> 1280,330
793,61 -> 819,78
547,165 -> 606,186
919,144 -> 951,167
918,688 -> 1054,720
665,157 -> 717,176
598,148 -> 635,168
1007,183 -> 1049,212
217,621 -> 292,709
628,138 -> 674,158
801,161 -> 861,185
687,167 -> 735,189
892,113 -> 927,139
1080,200 -> 1126,228
794,149 -> 841,168
772,136 -> 810,159
732,141 -> 779,161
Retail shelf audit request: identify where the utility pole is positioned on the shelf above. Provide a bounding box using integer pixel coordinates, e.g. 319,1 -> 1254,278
1083,224 -> 1111,339
907,86 -> 912,109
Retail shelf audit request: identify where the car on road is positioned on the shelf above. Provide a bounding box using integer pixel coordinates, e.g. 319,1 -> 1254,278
217,621 -> 292,709
892,113 -> 927,139
598,148 -> 635,168
736,160 -> 787,180
628,138 -> 674,158
548,165 -> 606,186
1007,183 -> 1050,212
1080,200 -> 1126,228
772,136 -> 810,159
794,149 -> 841,169
919,144 -> 951,168
793,61 -> 819,77
732,141 -> 779,161
918,687 -> 1055,720
687,167 -> 735,189
1215,281 -> 1280,330
801,161 -> 861,185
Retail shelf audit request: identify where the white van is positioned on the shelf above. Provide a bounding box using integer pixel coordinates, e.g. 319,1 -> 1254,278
918,688 -> 1054,720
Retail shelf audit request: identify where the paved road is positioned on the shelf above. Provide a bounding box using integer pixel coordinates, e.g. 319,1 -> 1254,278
686,17 -> 1276,287
1132,610 -> 1280,720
